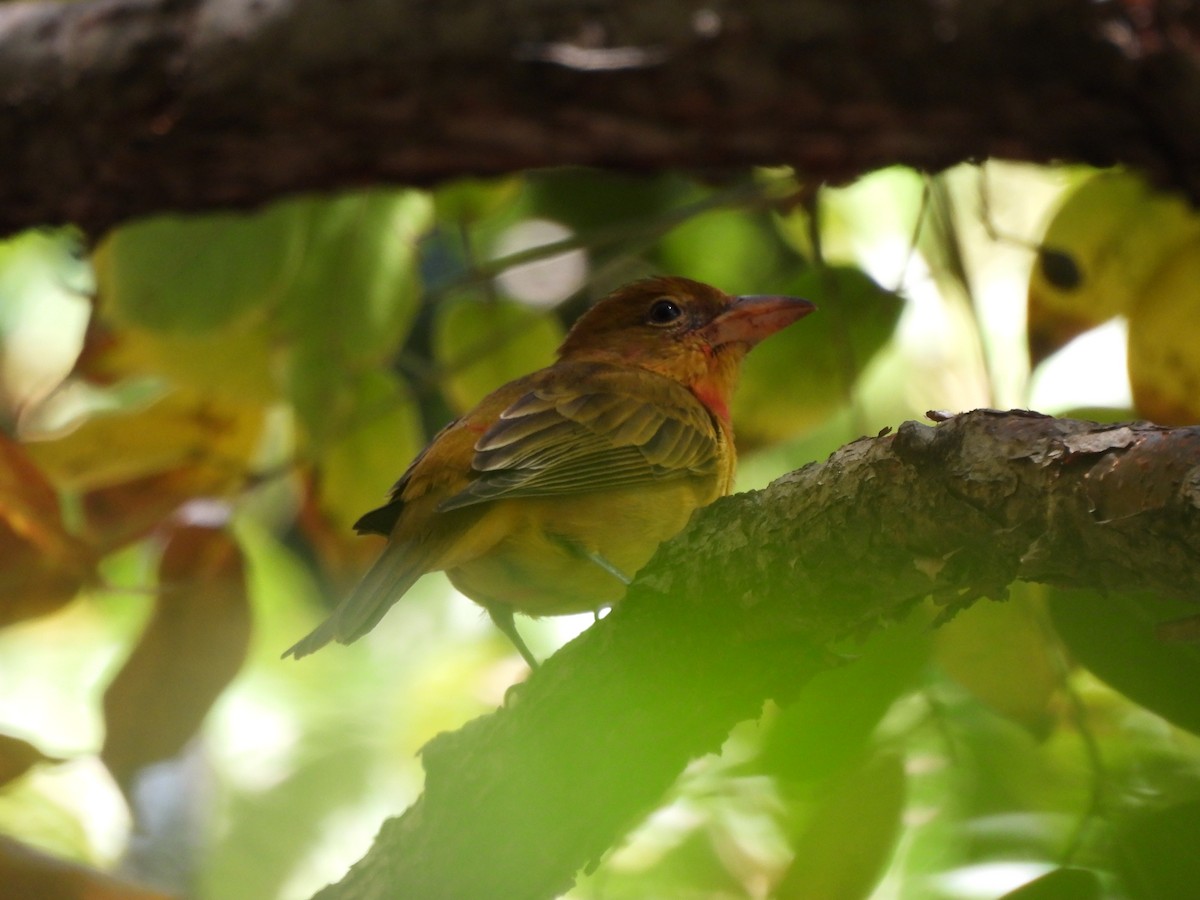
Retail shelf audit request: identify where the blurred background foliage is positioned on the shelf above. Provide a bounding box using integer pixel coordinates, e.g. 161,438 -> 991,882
0,162 -> 1198,899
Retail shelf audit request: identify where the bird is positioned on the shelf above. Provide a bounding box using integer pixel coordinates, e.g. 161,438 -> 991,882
284,276 -> 815,666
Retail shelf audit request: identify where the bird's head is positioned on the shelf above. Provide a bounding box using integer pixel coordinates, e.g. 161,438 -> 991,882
557,276 -> 815,423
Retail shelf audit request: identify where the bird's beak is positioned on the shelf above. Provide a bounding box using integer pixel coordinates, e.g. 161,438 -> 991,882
702,294 -> 816,348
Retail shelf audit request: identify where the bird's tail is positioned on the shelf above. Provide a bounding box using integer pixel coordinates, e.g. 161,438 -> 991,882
282,539 -> 426,660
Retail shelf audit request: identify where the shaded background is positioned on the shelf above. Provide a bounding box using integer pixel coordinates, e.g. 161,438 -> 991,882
1,161 -> 1198,899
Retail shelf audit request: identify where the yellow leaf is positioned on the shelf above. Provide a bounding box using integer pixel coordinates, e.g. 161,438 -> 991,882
1028,170 -> 1200,364
25,387 -> 266,495
1127,238 -> 1200,424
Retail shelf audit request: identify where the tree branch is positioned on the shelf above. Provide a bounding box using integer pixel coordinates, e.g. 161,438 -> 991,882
311,411 -> 1200,899
3,0 -> 1199,237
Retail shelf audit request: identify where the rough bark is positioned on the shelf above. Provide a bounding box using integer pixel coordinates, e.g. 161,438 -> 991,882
310,410 -> 1200,899
2,0 -> 1200,238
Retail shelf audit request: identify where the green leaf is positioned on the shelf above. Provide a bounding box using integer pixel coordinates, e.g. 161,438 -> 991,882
774,167 -> 925,264
314,370 -> 423,532
655,209 -> 782,291
434,177 -> 522,225
935,586 -> 1061,734
775,751 -> 906,900
733,264 -> 904,446
1048,588 -> 1200,736
759,611 -> 929,786
281,189 -> 432,364
999,868 -> 1101,900
95,203 -> 303,332
0,228 -> 94,416
432,292 -> 564,414
1114,800 -> 1200,900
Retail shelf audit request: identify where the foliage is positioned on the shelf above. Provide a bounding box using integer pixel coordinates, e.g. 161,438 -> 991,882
0,163 -> 1197,899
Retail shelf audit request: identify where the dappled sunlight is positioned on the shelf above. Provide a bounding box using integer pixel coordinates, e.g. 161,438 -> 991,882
0,159 -> 1196,897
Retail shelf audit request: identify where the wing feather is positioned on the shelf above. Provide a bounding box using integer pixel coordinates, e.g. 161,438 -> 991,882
439,365 -> 721,511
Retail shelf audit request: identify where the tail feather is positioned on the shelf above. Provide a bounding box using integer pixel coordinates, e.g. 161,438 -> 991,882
283,540 -> 426,659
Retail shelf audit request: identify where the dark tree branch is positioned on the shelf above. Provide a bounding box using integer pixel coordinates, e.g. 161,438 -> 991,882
3,0 -> 1200,237
311,411 -> 1200,899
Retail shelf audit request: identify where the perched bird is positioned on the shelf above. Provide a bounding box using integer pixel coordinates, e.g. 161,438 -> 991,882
285,276 -> 815,665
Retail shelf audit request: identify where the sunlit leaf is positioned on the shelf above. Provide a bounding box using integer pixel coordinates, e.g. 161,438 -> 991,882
25,387 -> 265,495
1027,170 -> 1200,364
733,265 -> 903,447
432,292 -> 564,414
0,733 -> 62,789
201,738 -> 379,900
655,209 -> 782,292
1048,588 -> 1200,736
774,167 -> 925,266
1126,238 -> 1200,424
775,751 -> 905,900
935,587 -> 1062,734
101,523 -> 250,791
0,228 -> 93,421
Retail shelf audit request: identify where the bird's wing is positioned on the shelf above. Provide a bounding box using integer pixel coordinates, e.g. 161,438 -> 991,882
352,397 -> 493,535
439,365 -> 722,511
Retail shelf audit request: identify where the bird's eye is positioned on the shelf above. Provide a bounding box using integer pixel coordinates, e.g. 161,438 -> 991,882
647,298 -> 683,326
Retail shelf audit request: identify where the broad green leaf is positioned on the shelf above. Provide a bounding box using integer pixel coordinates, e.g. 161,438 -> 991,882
759,611 -> 929,786
655,208 -> 782,292
775,751 -> 906,900
1027,170 -> 1200,364
93,190 -> 432,422
95,203 -> 303,332
432,293 -> 564,414
281,189 -> 432,363
434,177 -> 522,225
733,265 -> 903,447
1114,800 -> 1200,900
1048,588 -> 1200,736
1126,237 -> 1200,424
935,586 -> 1062,734
314,370 -> 423,534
